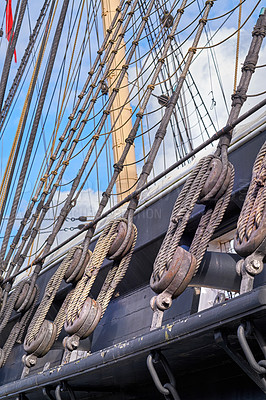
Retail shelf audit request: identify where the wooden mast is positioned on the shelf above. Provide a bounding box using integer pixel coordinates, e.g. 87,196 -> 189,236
100,0 -> 137,202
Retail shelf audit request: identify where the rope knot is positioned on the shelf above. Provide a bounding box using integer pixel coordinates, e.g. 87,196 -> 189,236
242,56 -> 258,73
252,25 -> 266,38
113,163 -> 123,172
40,174 -> 48,183
231,89 -> 247,106
136,109 -> 144,118
199,18 -> 207,25
125,137 -> 134,145
188,47 -> 197,54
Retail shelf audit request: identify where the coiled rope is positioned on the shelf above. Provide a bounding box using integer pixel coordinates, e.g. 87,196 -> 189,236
25,245 -> 81,345
153,154 -> 234,282
66,218 -> 137,324
235,140 -> 266,257
0,279 -> 38,367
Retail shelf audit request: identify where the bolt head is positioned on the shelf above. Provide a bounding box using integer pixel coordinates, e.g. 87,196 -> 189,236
245,257 -> 263,275
251,259 -> 261,269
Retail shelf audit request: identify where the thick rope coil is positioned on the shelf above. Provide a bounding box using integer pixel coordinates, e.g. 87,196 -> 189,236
25,245 -> 82,344
23,245 -> 92,362
191,163 -> 234,273
151,153 -> 234,297
66,218 -> 137,325
234,140 -> 266,257
53,290 -> 75,341
97,224 -> 137,317
0,283 -> 38,367
0,279 -> 36,334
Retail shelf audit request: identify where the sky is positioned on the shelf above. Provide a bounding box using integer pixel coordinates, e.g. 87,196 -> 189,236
0,0 -> 265,261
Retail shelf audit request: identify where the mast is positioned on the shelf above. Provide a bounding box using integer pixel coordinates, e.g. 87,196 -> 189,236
100,0 -> 137,202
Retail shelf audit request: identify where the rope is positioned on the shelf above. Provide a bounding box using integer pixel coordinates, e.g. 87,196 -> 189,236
0,0 -> 57,230
66,219 -> 123,324
25,245 -> 79,344
0,0 -> 59,264
65,217 -> 137,325
194,0 -> 262,51
4,93 -> 266,289
61,0 -> 207,341
0,281 -> 27,333
0,0 -> 28,110
97,224 -> 137,317
2,0 -> 68,255
0,0 -> 52,131
0,281 -> 38,367
233,0 -> 242,94
235,140 -> 266,255
153,155 -> 234,279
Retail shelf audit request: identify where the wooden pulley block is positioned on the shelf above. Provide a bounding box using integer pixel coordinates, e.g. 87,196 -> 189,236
64,297 -> 102,339
24,319 -> 57,357
150,246 -> 197,300
199,159 -> 231,204
14,282 -> 37,312
64,248 -> 91,283
235,207 -> 266,258
107,221 -> 135,259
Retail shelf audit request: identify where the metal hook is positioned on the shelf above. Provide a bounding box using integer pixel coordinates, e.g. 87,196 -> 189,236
43,387 -> 56,400
237,323 -> 266,375
55,383 -> 76,400
55,385 -> 62,400
147,351 -> 181,399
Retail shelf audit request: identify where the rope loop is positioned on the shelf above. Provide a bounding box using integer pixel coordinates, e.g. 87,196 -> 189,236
234,140 -> 266,257
188,47 -> 197,54
0,279 -> 38,367
151,153 -> 234,304
24,245 -> 82,349
64,217 -> 137,335
199,18 -> 207,25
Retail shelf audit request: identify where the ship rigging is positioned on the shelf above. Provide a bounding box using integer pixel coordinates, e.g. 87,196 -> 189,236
0,1 -> 265,399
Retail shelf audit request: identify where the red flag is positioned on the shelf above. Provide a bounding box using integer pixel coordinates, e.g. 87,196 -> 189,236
5,0 -> 17,63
